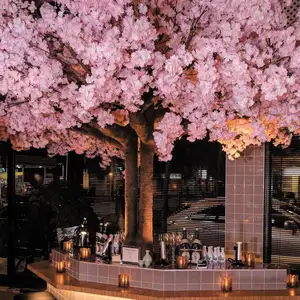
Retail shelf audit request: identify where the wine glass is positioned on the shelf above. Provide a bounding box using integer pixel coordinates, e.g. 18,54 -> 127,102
175,232 -> 182,245
163,233 -> 169,246
188,232 -> 193,244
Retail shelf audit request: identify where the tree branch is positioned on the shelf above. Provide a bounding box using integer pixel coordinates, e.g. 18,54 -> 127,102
72,125 -> 124,150
133,0 -> 141,17
129,110 -> 155,148
184,6 -> 208,50
90,121 -> 135,149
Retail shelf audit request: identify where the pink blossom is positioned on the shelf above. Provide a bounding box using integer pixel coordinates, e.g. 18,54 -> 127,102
0,0 -> 299,163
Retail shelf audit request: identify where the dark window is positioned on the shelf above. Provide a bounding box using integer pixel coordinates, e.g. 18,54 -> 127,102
269,137 -> 300,265
156,139 -> 226,247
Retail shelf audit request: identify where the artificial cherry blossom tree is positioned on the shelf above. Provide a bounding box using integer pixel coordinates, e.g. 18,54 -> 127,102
1,0 -> 300,245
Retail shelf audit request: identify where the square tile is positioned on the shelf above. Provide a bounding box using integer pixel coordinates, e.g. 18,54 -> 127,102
202,271 -> 213,284
277,270 -> 287,282
239,270 -> 252,284
78,274 -> 87,281
87,264 -> 97,277
130,268 -> 141,282
188,270 -> 201,284
251,283 -> 265,290
163,284 -> 174,291
141,282 -> 152,289
252,271 -> 265,284
232,282 -> 240,290
188,284 -> 201,291
87,275 -> 97,283
227,176 -> 235,185
213,283 -> 222,291
239,283 -> 252,290
141,269 -> 153,283
108,277 -> 118,285
152,270 -> 164,284
97,276 -> 107,284
175,271 -> 188,284
98,265 -> 108,277
264,283 -> 277,290
79,262 -> 87,274
174,284 -> 189,291
130,280 -> 141,288
108,265 -> 119,279
152,283 -> 164,291
264,270 -> 277,282
201,283 -> 213,291
164,271 -> 175,284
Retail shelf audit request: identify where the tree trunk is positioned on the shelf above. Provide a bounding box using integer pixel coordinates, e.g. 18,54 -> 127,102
124,136 -> 138,245
115,192 -> 124,232
138,142 -> 155,246
162,161 -> 171,232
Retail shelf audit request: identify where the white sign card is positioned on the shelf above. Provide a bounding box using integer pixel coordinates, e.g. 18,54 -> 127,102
122,247 -> 140,264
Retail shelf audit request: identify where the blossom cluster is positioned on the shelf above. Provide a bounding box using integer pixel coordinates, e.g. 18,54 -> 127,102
0,0 -> 299,162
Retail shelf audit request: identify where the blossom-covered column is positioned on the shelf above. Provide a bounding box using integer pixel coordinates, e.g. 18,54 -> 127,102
225,145 -> 265,260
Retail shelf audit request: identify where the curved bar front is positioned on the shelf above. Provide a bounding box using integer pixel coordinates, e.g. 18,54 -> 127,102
28,261 -> 299,300
47,249 -> 287,292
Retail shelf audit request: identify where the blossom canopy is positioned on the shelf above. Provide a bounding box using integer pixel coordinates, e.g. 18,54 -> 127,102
0,0 -> 300,163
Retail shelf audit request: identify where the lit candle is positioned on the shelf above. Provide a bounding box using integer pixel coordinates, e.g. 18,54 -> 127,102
64,256 -> 70,269
56,261 -> 65,273
287,274 -> 298,288
118,274 -> 129,288
177,255 -> 188,269
80,247 -> 91,260
221,277 -> 232,292
245,253 -> 255,268
63,241 -> 73,253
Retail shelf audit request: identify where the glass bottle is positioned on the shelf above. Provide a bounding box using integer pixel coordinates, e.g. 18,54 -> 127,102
158,234 -> 168,266
112,233 -> 120,255
77,217 -> 89,248
101,234 -> 113,262
96,220 -> 103,257
202,245 -> 207,263
207,246 -> 213,265
190,227 -> 203,264
99,222 -> 108,257
213,247 -> 219,266
220,247 -> 226,264
178,228 -> 190,261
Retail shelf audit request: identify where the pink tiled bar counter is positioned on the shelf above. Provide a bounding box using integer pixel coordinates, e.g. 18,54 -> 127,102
52,249 -> 287,292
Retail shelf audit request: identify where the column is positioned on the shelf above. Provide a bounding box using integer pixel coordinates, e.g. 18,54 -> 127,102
225,145 -> 265,260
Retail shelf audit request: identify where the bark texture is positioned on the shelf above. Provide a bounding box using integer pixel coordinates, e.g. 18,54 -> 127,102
139,142 -> 155,245
162,160 -> 171,232
124,135 -> 138,245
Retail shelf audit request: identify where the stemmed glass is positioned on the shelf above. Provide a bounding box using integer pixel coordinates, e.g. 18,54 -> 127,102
167,232 -> 178,268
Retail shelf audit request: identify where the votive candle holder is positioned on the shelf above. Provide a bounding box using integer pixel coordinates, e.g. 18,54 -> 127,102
80,247 -> 91,260
221,277 -> 232,292
118,274 -> 129,288
63,241 -> 73,253
56,261 -> 65,273
287,274 -> 298,288
177,255 -> 188,269
245,253 -> 255,268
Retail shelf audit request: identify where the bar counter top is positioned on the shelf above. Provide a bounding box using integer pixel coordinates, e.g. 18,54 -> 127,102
28,261 -> 300,299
